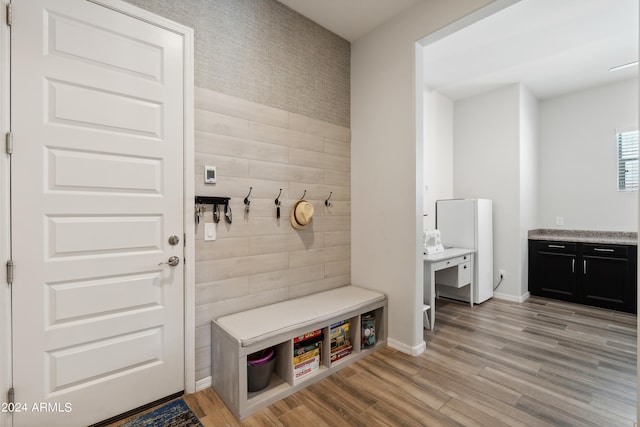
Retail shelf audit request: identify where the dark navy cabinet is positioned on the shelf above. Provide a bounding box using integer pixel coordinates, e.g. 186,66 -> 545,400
529,240 -> 637,314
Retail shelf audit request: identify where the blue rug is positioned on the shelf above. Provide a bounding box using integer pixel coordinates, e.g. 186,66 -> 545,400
121,399 -> 202,427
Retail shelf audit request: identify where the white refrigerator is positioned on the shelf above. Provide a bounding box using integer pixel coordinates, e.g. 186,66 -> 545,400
435,198 -> 493,304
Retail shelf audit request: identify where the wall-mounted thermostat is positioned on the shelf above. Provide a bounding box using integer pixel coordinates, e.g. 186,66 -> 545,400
204,165 -> 216,184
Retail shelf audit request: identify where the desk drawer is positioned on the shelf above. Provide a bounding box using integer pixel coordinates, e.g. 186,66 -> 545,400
432,254 -> 470,271
458,261 -> 471,285
436,261 -> 472,288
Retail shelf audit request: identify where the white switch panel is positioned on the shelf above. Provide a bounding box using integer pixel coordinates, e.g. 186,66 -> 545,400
204,222 -> 216,241
555,216 -> 564,226
204,165 -> 217,184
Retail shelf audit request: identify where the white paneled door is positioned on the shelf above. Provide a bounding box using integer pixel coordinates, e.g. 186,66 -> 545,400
11,0 -> 185,425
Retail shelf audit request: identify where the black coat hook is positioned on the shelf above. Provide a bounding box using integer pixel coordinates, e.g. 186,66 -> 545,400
324,192 -> 332,207
275,188 -> 282,219
244,187 -> 252,210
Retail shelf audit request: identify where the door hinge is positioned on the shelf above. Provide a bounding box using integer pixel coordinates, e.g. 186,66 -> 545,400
6,260 -> 13,285
5,132 -> 13,154
7,387 -> 14,405
5,4 -> 11,27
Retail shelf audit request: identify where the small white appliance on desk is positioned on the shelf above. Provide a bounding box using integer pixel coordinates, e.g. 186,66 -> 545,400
423,230 -> 444,255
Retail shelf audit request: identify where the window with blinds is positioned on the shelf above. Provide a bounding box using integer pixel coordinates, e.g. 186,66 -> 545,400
617,130 -> 638,191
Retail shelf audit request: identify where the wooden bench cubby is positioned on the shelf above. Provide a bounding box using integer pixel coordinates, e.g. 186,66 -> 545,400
211,286 -> 387,419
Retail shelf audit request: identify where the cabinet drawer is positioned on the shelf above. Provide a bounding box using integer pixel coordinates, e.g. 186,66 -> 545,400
582,243 -> 628,258
432,254 -> 470,271
435,261 -> 471,288
458,261 -> 471,285
537,241 -> 577,253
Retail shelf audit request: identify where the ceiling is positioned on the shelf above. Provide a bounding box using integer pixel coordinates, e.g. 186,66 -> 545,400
277,0 -> 638,102
422,0 -> 639,100
275,0 -> 422,42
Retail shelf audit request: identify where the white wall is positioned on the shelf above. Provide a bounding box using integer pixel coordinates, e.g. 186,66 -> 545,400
453,84 -> 524,300
538,78 -> 638,231
351,0 -> 496,354
423,89 -> 454,230
519,85 -> 538,299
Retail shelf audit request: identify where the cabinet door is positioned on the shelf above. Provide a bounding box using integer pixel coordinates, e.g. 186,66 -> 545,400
582,255 -> 634,313
529,240 -> 578,301
535,251 -> 578,301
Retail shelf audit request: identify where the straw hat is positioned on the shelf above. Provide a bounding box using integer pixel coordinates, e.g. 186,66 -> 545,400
291,200 -> 314,229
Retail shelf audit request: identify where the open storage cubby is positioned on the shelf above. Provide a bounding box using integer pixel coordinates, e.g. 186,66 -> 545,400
287,327 -> 322,384
359,306 -> 384,351
211,286 -> 387,419
328,316 -> 356,366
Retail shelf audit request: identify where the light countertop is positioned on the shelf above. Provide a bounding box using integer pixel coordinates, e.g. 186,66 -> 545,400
528,229 -> 637,246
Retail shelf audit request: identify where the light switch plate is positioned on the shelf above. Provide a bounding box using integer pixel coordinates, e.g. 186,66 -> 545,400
204,222 -> 216,241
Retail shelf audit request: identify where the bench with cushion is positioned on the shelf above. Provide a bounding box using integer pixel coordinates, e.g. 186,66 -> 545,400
211,285 -> 387,419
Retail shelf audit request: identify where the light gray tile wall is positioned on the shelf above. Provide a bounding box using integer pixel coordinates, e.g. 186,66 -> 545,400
193,87 -> 350,380
124,0 -> 350,127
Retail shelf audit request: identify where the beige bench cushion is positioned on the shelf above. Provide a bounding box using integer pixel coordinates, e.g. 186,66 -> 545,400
214,285 -> 385,347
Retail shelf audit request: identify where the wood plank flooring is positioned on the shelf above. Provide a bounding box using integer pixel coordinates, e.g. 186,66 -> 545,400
116,296 -> 638,426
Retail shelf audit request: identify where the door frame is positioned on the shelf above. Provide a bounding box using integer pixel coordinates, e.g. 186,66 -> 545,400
0,2 -> 11,427
0,3 -> 196,425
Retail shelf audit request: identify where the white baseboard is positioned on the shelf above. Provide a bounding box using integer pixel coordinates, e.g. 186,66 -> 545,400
387,337 -> 426,356
195,376 -> 212,392
493,291 -> 530,303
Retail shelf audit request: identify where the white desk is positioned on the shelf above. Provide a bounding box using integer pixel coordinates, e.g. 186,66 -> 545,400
423,248 -> 474,330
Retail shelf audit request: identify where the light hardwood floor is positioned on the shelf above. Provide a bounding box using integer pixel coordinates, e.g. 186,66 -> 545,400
117,296 -> 638,426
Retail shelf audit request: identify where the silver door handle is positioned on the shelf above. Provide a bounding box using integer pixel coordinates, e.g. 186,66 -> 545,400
572,259 -> 575,273
583,260 -> 587,274
593,248 -> 614,252
159,256 -> 180,267
548,244 -> 565,249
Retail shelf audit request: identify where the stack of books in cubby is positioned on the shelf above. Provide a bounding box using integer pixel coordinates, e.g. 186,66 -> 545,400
330,320 -> 352,362
292,329 -> 323,380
